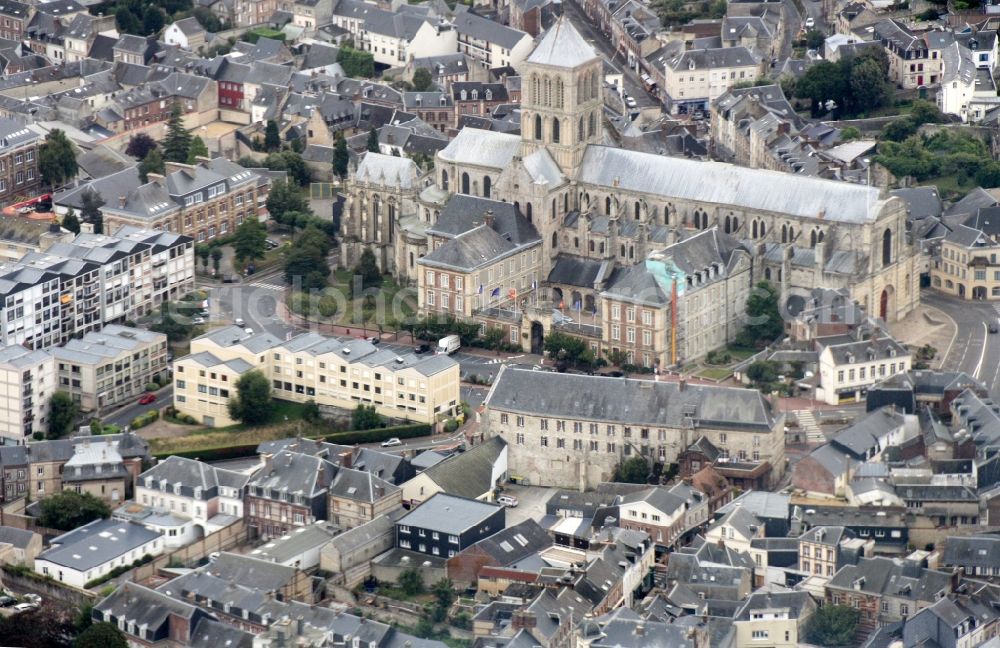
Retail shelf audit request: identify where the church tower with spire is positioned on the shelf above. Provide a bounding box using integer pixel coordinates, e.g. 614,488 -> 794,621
519,17 -> 603,177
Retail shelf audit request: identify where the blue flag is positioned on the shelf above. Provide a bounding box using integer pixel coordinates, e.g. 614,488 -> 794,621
490,287 -> 500,298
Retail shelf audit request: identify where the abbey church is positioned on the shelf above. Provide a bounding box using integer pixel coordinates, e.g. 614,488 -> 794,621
339,18 -> 919,369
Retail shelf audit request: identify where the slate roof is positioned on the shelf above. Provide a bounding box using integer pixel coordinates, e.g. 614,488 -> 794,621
420,224 -> 529,271
95,582 -> 200,631
328,466 -> 400,502
396,492 -> 503,535
419,436 -> 506,499
486,366 -> 776,431
805,443 -> 854,477
437,127 -> 520,169
526,17 -> 598,68
249,451 -> 335,500
942,535 -> 1000,568
430,194 -> 537,244
577,146 -> 893,224
453,10 -> 528,49
735,590 -> 815,621
205,552 -> 297,593
547,255 -> 608,287
667,46 -> 758,72
0,525 -> 36,549
459,519 -> 551,564
38,519 -> 161,571
818,334 -> 909,366
827,556 -> 953,602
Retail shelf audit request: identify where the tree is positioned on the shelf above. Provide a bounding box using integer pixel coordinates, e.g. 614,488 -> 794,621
138,148 -> 165,183
75,622 -> 128,648
739,281 -> 783,347
412,67 -> 434,91
795,60 -> 848,116
125,133 -> 158,160
337,45 -> 375,78
615,456 -> 650,484
142,5 -> 165,35
483,327 -> 505,354
746,361 -> 778,386
211,247 -> 223,274
186,135 -> 208,164
233,217 -> 267,264
196,243 -> 211,271
48,391 -> 78,439
351,404 -> 384,430
266,179 -> 311,222
804,28 -> 825,49
806,605 -> 859,646
227,370 -> 272,425
543,331 -> 587,365
398,567 -> 424,595
264,120 -> 281,152
849,57 -> 891,114
39,490 -> 110,531
39,129 -> 78,188
0,606 -> 75,648
115,6 -> 141,34
163,102 -> 192,163
261,151 -> 311,186
302,399 -> 322,425
353,247 -> 381,289
191,6 -> 223,31
333,132 -> 350,179
62,209 -> 81,235
839,126 -> 861,141
366,127 -> 380,153
284,246 -> 327,286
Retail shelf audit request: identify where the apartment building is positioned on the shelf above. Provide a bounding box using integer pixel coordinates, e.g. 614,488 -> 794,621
417,197 -> 542,339
0,344 -> 53,444
0,446 -> 28,501
815,334 -> 912,405
733,591 -> 817,648
874,19 -> 946,89
52,325 -> 168,412
0,264 -> 64,350
29,431 -> 149,501
599,227 -> 751,367
484,366 -> 785,490
174,327 -> 460,427
246,451 -> 336,539
0,119 -> 41,209
0,219 -> 72,263
453,10 -> 534,70
931,209 -> 1000,300
55,159 -> 267,244
0,0 -> 30,44
60,438 -> 130,504
327,467 -> 402,529
662,47 -> 762,115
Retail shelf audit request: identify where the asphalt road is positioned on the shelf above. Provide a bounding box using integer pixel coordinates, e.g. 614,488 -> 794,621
921,290 -> 1000,395
104,387 -> 173,428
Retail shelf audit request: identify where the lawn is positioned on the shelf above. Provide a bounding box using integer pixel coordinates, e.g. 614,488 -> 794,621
289,274 -> 417,326
725,345 -> 758,361
697,367 -> 733,381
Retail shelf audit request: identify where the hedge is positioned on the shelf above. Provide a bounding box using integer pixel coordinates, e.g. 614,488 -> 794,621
131,409 -> 159,429
154,422 -> 433,461
85,554 -> 155,589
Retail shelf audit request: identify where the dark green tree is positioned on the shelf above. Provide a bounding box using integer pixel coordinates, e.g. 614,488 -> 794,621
191,6 -> 223,31
74,622 -> 128,648
746,361 -> 778,386
849,58 -> 891,114
38,490 -> 110,531
805,605 -> 859,647
804,28 -> 825,49
210,247 -> 223,274
302,399 -> 322,425
163,102 -> 192,163
0,606 -> 75,648
543,331 -> 587,364
483,327 -> 505,354
115,6 -> 141,34
125,133 -> 157,159
62,209 -> 81,235
266,179 -> 311,222
398,567 -> 424,595
142,6 -> 165,35
196,243 -> 211,271
264,120 -> 281,152
284,246 -> 328,286
351,404 -> 384,430
333,132 -> 350,179
615,456 -> 650,484
38,129 -> 78,188
739,281 -> 783,347
138,148 -> 165,183
233,217 -> 267,264
412,67 -> 434,91
227,370 -> 272,425
186,135 -> 209,164
48,391 -> 78,439
336,45 -> 375,78
353,247 -> 381,289
795,60 -> 848,116
262,151 -> 310,186
366,127 -> 380,153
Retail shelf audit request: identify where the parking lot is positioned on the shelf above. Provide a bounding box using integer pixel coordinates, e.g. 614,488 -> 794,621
499,484 -> 555,526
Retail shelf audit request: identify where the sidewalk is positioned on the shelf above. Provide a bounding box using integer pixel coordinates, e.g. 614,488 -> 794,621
888,302 -> 956,368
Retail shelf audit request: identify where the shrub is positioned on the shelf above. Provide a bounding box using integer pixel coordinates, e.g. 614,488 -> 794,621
131,410 -> 160,429
443,418 -> 459,433
145,382 -> 159,392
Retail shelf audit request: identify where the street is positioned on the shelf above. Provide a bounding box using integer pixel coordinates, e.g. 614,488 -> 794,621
921,290 -> 1000,395
562,0 -> 658,110
104,387 -> 173,428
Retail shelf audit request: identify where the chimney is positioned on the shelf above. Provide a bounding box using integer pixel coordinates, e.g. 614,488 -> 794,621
118,195 -> 126,208
511,610 -> 537,630
484,209 -> 495,229
678,378 -> 686,392
338,450 -> 353,469
296,616 -> 304,636
261,452 -> 274,474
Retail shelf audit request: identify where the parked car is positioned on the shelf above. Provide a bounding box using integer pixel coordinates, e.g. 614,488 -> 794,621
498,495 -> 519,507
990,323 -> 998,334
235,318 -> 245,327
0,596 -> 17,607
245,328 -> 254,335
805,16 -> 815,27
23,594 -> 40,605
381,437 -> 402,448
192,317 -> 205,325
13,602 -> 37,613
138,393 -> 157,405
625,96 -> 638,109
367,336 -> 380,345
265,239 -> 280,249
414,343 -> 431,354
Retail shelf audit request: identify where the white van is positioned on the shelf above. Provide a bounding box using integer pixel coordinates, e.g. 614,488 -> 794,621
436,334 -> 461,355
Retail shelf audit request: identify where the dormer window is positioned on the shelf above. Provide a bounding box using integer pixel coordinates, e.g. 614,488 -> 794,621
485,89 -> 492,100
173,483 -> 181,495
460,89 -> 467,100
471,89 -> 478,100
194,486 -> 203,499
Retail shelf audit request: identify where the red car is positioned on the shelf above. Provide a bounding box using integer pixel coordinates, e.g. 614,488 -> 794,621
138,393 -> 157,405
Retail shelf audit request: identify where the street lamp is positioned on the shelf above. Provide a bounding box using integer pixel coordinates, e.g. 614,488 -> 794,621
862,158 -> 871,186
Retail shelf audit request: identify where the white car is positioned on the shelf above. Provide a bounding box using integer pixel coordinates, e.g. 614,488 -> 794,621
498,495 -> 519,507
805,17 -> 815,28
381,437 -> 402,447
626,97 -> 638,109
192,317 -> 206,325
244,327 -> 254,335
13,602 -> 38,613
235,318 -> 245,327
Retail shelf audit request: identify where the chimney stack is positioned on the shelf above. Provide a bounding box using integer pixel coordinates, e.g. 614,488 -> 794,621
484,209 -> 495,229
118,195 -> 126,208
